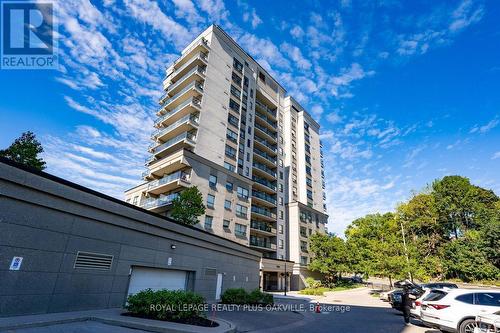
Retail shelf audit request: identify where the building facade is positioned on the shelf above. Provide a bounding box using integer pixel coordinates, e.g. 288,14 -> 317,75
125,25 -> 328,290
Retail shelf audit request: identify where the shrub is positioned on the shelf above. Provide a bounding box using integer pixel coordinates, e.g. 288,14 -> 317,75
220,288 -> 249,305
299,287 -> 330,296
220,288 -> 273,305
126,289 -> 205,321
305,277 -> 322,289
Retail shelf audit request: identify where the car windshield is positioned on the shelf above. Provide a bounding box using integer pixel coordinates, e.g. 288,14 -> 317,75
424,290 -> 448,301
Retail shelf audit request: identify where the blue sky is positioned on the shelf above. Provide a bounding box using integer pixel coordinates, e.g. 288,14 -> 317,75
0,0 -> 499,235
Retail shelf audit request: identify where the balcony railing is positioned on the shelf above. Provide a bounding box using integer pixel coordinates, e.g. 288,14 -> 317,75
250,237 -> 274,249
156,97 -> 201,124
160,80 -> 203,106
167,41 -> 209,76
251,220 -> 274,233
152,113 -> 199,141
253,161 -> 276,178
254,122 -> 277,139
140,192 -> 179,210
253,148 -> 277,165
165,66 -> 206,95
255,100 -> 277,119
145,132 -> 196,165
255,110 -> 277,129
254,136 -> 277,153
251,205 -> 277,219
147,171 -> 190,191
252,176 -> 277,191
252,190 -> 277,205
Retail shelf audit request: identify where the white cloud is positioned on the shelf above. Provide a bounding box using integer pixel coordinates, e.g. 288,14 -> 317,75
469,117 -> 499,134
449,0 -> 485,32
242,8 -> 262,29
492,152 -> 500,160
280,42 -> 312,70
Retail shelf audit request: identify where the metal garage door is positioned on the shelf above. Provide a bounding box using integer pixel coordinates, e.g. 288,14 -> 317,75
128,267 -> 187,295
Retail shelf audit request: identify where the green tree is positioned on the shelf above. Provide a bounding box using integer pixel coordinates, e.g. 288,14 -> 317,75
309,233 -> 351,285
0,131 -> 46,170
169,186 -> 206,226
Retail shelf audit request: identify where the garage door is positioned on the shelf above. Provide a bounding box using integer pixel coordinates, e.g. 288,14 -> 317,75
128,267 -> 187,296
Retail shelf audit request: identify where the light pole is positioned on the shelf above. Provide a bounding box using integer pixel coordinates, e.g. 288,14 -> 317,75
284,261 -> 287,296
400,220 -> 413,282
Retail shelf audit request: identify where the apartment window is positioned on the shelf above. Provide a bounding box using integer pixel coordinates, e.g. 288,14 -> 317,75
228,114 -> 239,127
279,147 -> 283,156
279,197 -> 283,205
209,175 -> 217,187
305,155 -> 311,164
258,72 -> 266,82
279,171 -> 283,180
224,199 -> 232,210
306,177 -> 312,187
309,228 -> 312,236
132,196 -> 138,205
247,138 -> 251,147
233,58 -> 243,73
279,183 -> 283,193
207,194 -> 215,209
279,239 -> 284,249
243,75 -> 249,86
226,128 -> 238,143
237,186 -> 249,199
235,223 -> 247,237
230,85 -> 241,98
225,145 -> 237,159
226,181 -> 233,191
306,166 -> 312,176
229,99 -> 240,112
300,256 -> 308,265
236,204 -> 248,218
224,162 -> 235,172
247,126 -> 251,134
301,241 -> 308,252
279,225 -> 283,234
300,226 -> 307,237
245,166 -> 250,176
223,219 -> 230,229
279,159 -> 283,167
205,215 -> 213,229
232,72 -> 242,85
305,144 -> 311,153
246,152 -> 250,162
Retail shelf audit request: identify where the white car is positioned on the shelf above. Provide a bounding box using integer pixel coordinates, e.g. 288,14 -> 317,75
474,311 -> 500,333
411,283 -> 459,319
420,289 -> 500,333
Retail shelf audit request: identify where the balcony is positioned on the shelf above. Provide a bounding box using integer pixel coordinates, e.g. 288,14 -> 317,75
145,170 -> 191,195
164,65 -> 206,97
254,122 -> 277,142
250,237 -> 276,251
140,192 -> 179,211
252,175 -> 277,193
151,113 -> 199,144
166,39 -> 209,76
155,97 -> 201,127
254,110 -> 278,131
253,148 -> 277,168
250,220 -> 276,236
252,161 -> 276,180
251,205 -> 277,222
145,131 -> 196,165
255,99 -> 277,120
251,190 -> 277,207
253,136 -> 277,155
159,80 -> 203,109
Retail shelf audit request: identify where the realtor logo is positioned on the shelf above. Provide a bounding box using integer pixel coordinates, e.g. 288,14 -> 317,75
1,0 -> 57,69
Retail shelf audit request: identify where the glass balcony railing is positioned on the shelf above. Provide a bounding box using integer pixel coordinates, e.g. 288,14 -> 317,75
255,111 -> 277,129
250,237 -> 274,249
160,80 -> 203,106
166,44 -> 209,79
155,97 -> 201,125
165,66 -> 206,95
252,175 -> 277,191
254,136 -> 277,153
254,122 -> 277,139
253,148 -> 277,165
140,192 -> 179,210
253,161 -> 276,178
142,170 -> 150,179
255,100 -> 277,119
251,220 -> 274,233
152,113 -> 199,140
153,131 -> 196,154
251,205 -> 277,219
252,190 -> 277,205
147,171 -> 191,191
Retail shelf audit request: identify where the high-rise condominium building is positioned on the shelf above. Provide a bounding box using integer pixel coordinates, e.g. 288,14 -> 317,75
125,25 -> 328,290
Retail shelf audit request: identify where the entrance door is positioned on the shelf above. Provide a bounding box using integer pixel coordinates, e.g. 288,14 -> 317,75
215,273 -> 223,300
128,267 -> 187,296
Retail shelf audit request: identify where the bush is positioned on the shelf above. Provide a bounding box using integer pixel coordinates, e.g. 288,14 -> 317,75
299,287 -> 330,296
126,289 -> 205,321
305,277 -> 322,289
220,288 -> 273,305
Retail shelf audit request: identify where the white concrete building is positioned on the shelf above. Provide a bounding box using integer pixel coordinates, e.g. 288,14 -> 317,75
125,25 -> 328,290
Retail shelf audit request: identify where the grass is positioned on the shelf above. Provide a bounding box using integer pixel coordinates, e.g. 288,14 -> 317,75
299,283 -> 364,296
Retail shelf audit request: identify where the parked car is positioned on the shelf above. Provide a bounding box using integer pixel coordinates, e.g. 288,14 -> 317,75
411,283 -> 459,319
390,286 -> 424,312
420,289 -> 500,333
475,311 -> 500,333
380,290 -> 394,301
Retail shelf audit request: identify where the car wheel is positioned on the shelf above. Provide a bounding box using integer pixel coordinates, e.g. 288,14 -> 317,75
459,319 -> 477,333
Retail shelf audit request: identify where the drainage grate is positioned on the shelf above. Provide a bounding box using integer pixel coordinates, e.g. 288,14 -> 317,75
74,251 -> 113,270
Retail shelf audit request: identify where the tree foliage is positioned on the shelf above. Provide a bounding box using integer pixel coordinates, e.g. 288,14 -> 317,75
170,186 -> 205,226
0,131 -> 46,170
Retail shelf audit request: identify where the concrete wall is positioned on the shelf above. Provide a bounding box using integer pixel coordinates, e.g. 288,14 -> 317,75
0,160 -> 260,317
